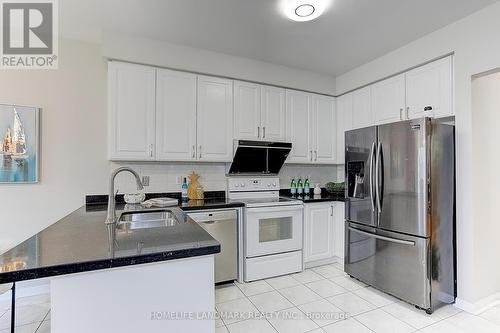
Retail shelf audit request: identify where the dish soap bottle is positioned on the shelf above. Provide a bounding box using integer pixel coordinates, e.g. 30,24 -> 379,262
304,177 -> 310,195
290,178 -> 297,196
181,177 -> 189,201
297,178 -> 303,196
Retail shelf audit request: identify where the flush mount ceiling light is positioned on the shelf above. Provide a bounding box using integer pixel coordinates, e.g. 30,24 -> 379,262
281,0 -> 330,22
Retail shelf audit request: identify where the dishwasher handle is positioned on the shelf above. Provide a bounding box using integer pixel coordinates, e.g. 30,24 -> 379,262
187,210 -> 237,223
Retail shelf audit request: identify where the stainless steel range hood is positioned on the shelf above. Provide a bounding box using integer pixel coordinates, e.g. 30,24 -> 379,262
228,140 -> 292,175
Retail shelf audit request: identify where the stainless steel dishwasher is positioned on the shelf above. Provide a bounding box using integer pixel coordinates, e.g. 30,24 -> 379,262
187,209 -> 237,283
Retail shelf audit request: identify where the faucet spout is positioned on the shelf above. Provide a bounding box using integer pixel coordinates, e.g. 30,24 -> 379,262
105,167 -> 143,224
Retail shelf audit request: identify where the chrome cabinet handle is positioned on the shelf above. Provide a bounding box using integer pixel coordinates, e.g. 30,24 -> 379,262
399,108 -> 403,120
314,150 -> 318,161
149,144 -> 154,157
199,145 -> 202,159
257,126 -> 260,138
192,145 -> 195,158
348,227 -> 415,246
375,142 -> 382,214
406,106 -> 410,120
330,206 -> 334,216
369,142 -> 376,212
310,150 -> 313,161
263,126 -> 266,138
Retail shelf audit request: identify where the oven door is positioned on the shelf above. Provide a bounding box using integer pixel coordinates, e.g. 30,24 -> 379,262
245,205 -> 303,258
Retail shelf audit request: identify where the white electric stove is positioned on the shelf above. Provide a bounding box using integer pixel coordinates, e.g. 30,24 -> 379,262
228,177 -> 304,282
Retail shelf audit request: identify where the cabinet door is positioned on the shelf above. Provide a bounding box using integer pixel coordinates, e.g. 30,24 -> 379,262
372,74 -> 406,124
304,203 -> 335,263
156,69 -> 197,161
335,94 -> 353,164
312,95 -> 336,164
197,76 -> 234,162
352,86 -> 373,129
406,56 -> 453,119
285,90 -> 312,163
234,81 -> 261,140
333,202 -> 345,260
261,85 -> 286,141
108,62 -> 156,160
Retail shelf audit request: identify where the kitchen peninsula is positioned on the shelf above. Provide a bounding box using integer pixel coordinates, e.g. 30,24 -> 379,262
0,202 -> 228,333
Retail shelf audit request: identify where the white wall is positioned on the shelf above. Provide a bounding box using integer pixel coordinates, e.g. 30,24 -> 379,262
471,70 -> 500,307
0,39 -> 108,254
335,1 -> 500,311
102,33 -> 336,95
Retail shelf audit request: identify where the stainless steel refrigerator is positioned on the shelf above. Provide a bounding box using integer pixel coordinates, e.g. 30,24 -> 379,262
344,117 -> 455,314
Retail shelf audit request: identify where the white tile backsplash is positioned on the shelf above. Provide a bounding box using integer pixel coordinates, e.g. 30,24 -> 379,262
278,164 -> 340,189
110,162 -> 343,194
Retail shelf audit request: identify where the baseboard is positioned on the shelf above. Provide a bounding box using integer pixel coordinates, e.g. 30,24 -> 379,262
455,291 -> 500,315
304,256 -> 341,269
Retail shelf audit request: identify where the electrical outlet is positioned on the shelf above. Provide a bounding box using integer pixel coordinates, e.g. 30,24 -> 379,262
141,176 -> 150,187
176,176 -> 182,185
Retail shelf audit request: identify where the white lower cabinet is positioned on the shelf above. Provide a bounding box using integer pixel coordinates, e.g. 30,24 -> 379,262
304,201 -> 345,266
304,202 -> 335,264
333,202 -> 345,260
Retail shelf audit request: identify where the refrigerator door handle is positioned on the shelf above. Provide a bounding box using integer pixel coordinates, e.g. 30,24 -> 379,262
375,142 -> 382,213
369,142 -> 376,212
348,226 -> 415,246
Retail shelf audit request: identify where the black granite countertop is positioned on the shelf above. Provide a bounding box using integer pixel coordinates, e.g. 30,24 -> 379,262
0,204 -> 224,284
86,191 -> 245,211
280,189 -> 345,203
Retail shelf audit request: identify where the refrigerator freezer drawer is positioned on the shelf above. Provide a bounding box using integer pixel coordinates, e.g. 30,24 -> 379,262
345,222 -> 431,309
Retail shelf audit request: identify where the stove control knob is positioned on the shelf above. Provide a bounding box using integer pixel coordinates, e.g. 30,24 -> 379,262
241,183 -> 245,187
267,183 -> 271,187
273,183 -> 277,187
234,183 -> 239,188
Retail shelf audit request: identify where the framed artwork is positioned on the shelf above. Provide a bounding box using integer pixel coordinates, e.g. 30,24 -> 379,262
0,104 -> 40,183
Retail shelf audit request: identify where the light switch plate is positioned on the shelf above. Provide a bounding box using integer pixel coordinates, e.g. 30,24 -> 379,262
175,176 -> 182,185
142,176 -> 150,187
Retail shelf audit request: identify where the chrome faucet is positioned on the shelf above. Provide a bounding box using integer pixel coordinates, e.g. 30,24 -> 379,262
105,167 -> 144,224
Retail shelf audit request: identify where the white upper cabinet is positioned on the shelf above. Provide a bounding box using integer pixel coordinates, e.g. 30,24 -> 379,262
312,95 -> 336,164
108,62 -> 156,160
156,69 -> 197,161
234,81 -> 261,140
336,93 -> 353,164
234,82 -> 285,141
197,75 -> 234,162
304,202 -> 335,264
286,90 -> 313,163
261,85 -> 286,141
371,74 -> 406,124
405,56 -> 453,119
351,86 -> 373,129
286,90 -> 336,164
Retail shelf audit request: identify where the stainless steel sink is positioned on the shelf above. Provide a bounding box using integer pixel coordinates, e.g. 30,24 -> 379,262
117,210 -> 180,230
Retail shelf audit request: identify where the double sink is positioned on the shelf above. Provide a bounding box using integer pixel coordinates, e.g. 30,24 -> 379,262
116,208 -> 183,231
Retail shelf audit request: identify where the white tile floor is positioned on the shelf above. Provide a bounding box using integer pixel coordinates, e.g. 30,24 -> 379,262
2,263 -> 500,332
216,263 -> 500,333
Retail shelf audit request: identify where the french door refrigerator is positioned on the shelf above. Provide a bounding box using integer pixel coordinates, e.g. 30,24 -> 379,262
344,117 -> 455,314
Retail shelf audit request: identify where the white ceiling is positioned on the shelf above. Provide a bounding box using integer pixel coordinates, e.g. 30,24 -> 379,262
60,0 -> 498,76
